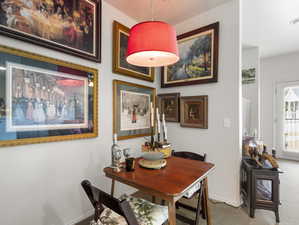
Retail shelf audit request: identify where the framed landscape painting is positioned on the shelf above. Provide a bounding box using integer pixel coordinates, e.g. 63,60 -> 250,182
180,96 -> 208,129
0,45 -> 98,147
161,22 -> 219,88
113,21 -> 154,82
242,68 -> 256,84
113,80 -> 156,140
0,0 -> 101,62
157,93 -> 180,122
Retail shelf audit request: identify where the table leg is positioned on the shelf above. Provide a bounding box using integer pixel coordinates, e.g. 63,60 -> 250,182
203,178 -> 212,225
168,199 -> 176,225
111,179 -> 115,197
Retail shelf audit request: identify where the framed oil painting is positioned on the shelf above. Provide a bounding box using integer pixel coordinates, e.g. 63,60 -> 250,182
113,21 -> 154,82
0,0 -> 101,62
161,22 -> 219,88
242,68 -> 256,84
157,93 -> 180,122
113,80 -> 156,140
180,96 -> 208,129
0,45 -> 98,147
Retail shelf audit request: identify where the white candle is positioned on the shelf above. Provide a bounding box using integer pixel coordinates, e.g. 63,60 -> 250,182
156,108 -> 161,133
150,102 -> 154,127
162,114 -> 167,140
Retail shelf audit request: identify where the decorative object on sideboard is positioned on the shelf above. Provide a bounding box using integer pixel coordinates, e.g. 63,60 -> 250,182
242,68 -> 256,84
161,22 -> 219,88
113,80 -> 156,140
126,0 -> 179,67
113,21 -> 155,82
157,93 -> 180,122
0,45 -> 98,147
180,96 -> 208,129
0,0 -> 102,62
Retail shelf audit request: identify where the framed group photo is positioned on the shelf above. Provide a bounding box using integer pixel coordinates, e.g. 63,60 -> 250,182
161,22 -> 219,88
157,93 -> 180,122
0,45 -> 98,147
0,0 -> 101,62
113,80 -> 156,140
113,21 -> 155,82
180,96 -> 208,129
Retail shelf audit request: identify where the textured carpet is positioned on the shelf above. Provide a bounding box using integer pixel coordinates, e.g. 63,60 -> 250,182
77,160 -> 298,225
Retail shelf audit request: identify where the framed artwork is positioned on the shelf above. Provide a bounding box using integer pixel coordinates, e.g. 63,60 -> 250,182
0,45 -> 98,147
113,80 -> 156,140
0,0 -> 101,62
157,93 -> 180,122
180,96 -> 208,129
242,68 -> 256,84
113,21 -> 154,82
161,22 -> 219,88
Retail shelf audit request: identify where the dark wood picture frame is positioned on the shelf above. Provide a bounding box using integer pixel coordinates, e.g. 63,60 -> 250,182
157,93 -> 180,122
0,45 -> 98,147
180,96 -> 208,129
113,21 -> 154,82
0,0 -> 102,62
113,80 -> 156,140
161,22 -> 219,88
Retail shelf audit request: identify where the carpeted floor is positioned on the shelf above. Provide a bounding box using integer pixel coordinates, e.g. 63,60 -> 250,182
77,160 -> 298,225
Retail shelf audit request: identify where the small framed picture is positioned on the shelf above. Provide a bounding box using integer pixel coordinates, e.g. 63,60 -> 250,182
180,96 -> 208,128
113,21 -> 155,82
242,68 -> 256,84
113,80 -> 156,140
157,93 -> 180,122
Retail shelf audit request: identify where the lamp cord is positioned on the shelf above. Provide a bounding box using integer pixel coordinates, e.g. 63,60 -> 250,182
151,0 -> 154,21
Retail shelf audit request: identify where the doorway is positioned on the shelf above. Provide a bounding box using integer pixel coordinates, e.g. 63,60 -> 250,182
275,82 -> 299,160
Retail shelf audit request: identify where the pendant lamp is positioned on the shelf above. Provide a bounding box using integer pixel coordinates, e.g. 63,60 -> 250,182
126,1 -> 179,67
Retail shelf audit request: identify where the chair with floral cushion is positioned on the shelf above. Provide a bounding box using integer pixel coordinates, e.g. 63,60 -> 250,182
81,180 -> 168,225
172,151 -> 207,225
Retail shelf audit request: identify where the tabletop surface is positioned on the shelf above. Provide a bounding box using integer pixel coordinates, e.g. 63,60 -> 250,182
103,156 -> 215,197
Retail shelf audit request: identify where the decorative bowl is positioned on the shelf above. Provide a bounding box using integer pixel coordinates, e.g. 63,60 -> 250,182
142,152 -> 164,161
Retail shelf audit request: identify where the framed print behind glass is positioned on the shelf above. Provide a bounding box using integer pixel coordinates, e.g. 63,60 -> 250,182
0,45 -> 98,147
113,80 -> 156,140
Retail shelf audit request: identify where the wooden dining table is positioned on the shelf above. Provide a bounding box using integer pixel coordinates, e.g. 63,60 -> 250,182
103,156 -> 215,225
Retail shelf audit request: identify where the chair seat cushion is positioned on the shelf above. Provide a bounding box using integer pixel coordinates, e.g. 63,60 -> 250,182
92,195 -> 168,225
184,182 -> 201,198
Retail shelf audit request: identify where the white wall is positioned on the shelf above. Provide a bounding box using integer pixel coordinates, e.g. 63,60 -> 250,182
158,0 -> 242,206
242,47 -> 260,136
0,2 -> 157,225
261,52 -> 299,155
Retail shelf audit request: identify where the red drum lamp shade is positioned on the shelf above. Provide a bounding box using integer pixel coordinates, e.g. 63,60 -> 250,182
126,21 -> 179,67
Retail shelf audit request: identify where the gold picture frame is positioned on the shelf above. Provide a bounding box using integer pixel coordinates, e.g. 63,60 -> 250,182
0,45 -> 98,147
113,80 -> 156,140
113,21 -> 155,82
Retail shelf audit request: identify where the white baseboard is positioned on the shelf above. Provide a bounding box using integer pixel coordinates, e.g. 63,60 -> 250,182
66,209 -> 94,225
209,193 -> 242,207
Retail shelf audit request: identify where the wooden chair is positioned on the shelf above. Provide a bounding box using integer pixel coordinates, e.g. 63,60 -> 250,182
81,180 -> 168,225
172,151 -> 207,225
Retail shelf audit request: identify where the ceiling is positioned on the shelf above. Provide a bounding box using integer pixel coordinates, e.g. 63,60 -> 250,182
104,0 -> 231,25
242,0 -> 299,58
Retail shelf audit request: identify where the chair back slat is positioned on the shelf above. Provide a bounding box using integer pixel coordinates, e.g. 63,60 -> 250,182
81,180 -> 139,225
172,151 -> 206,162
